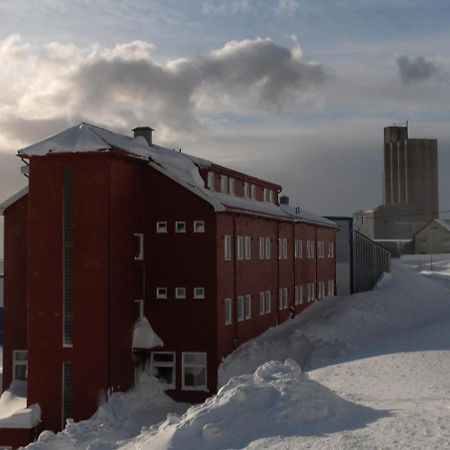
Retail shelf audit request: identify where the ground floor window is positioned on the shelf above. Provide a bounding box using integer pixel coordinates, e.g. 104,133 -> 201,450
224,298 -> 232,325
182,352 -> 207,391
62,361 -> 73,426
151,352 -> 175,388
13,350 -> 28,381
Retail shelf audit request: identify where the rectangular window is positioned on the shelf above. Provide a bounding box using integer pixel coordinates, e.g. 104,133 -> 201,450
265,238 -> 271,260
237,236 -> 244,261
194,220 -> 205,233
63,168 -> 74,348
156,287 -> 167,299
224,235 -> 232,261
245,294 -> 252,320
328,242 -> 334,258
295,239 -> 303,258
259,237 -> 265,260
250,184 -> 256,200
237,296 -> 244,321
175,221 -> 186,233
259,292 -> 265,315
282,238 -> 288,259
278,238 -> 282,260
311,241 -> 315,259
134,233 -> 144,260
265,290 -> 271,314
175,287 -> 186,299
283,288 -> 288,309
151,352 -> 175,389
207,172 -> 215,190
244,236 -> 252,260
156,222 -> 167,233
311,283 -> 315,301
244,182 -> 250,198
263,188 -> 269,202
269,190 -> 274,203
182,352 -> 207,391
220,175 -> 228,193
194,287 -> 205,299
62,361 -> 73,426
224,298 -> 232,325
295,285 -> 304,305
13,350 -> 28,381
278,289 -> 283,311
229,177 -> 235,195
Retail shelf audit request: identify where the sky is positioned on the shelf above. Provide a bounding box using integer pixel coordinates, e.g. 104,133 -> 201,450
1,0 -> 450,257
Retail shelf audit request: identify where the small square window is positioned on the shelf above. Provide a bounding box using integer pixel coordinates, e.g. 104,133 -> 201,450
194,287 -> 205,299
175,221 -> 186,233
194,221 -> 205,233
156,221 -> 167,233
156,287 -> 167,299
175,287 -> 186,299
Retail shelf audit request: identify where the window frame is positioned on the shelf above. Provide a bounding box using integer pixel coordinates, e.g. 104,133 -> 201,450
265,237 -> 271,260
229,177 -> 235,195
13,350 -> 28,382
244,236 -> 252,260
237,296 -> 245,321
175,221 -> 186,233
193,220 -> 205,233
265,290 -> 271,314
156,221 -> 168,234
224,235 -> 232,261
193,287 -> 205,299
220,175 -> 228,193
175,287 -> 186,299
207,171 -> 215,190
224,298 -> 232,326
134,233 -> 144,261
156,287 -> 168,299
245,294 -> 252,320
259,237 -> 265,260
237,235 -> 244,261
150,352 -> 176,389
182,352 -> 208,391
243,182 -> 250,198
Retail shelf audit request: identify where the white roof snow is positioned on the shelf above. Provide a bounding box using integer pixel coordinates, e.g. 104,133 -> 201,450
435,219 -> 450,233
0,186 -> 28,216
17,122 -> 335,228
132,317 -> 164,350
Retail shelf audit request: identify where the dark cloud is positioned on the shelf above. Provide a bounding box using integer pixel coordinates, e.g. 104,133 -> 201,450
396,55 -> 439,85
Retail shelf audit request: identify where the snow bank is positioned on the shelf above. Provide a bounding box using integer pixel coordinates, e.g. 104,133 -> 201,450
121,360 -> 379,450
0,381 -> 40,429
27,373 -> 188,450
219,260 -> 450,383
132,317 -> 163,349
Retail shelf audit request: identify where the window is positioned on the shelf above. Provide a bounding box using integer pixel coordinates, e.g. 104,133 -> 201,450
182,352 -> 207,391
250,184 -> 256,200
318,241 -> 325,258
220,175 -> 228,193
207,172 -> 215,190
229,178 -> 235,195
259,237 -> 265,260
13,350 -> 28,381
151,352 -> 175,388
244,236 -> 252,260
237,296 -> 244,321
156,287 -> 167,299
224,235 -> 232,261
263,188 -> 269,202
243,182 -> 250,198
311,283 -> 315,301
156,221 -> 167,233
279,288 -> 288,309
245,294 -> 252,319
224,298 -> 232,325
175,287 -> 186,299
265,290 -> 271,314
282,239 -> 288,259
307,283 -> 315,302
307,240 -> 315,259
265,237 -> 271,260
134,233 -> 144,260
318,281 -> 324,299
237,236 -> 244,260
278,238 -> 282,260
328,242 -> 334,258
62,361 -> 73,425
259,292 -> 265,315
295,239 -> 303,258
328,280 -> 334,296
295,285 -> 303,305
194,287 -> 205,299
194,220 -> 205,233
269,190 -> 274,203
175,221 -> 186,233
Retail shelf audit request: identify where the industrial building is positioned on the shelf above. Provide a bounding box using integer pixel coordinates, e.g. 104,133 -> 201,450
354,124 -> 438,254
0,123 -> 337,448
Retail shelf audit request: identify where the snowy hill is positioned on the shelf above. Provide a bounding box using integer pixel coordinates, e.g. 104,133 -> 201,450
25,260 -> 450,449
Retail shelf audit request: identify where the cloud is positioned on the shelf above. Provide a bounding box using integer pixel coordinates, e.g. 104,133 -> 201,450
201,0 -> 251,15
0,35 -> 326,146
276,0 -> 300,16
396,55 -> 439,85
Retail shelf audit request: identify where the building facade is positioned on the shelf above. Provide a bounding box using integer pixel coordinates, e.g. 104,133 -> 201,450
354,124 -> 438,252
0,123 -> 337,448
413,219 -> 450,255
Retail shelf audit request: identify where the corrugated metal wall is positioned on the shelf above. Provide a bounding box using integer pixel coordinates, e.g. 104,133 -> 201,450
353,231 -> 391,293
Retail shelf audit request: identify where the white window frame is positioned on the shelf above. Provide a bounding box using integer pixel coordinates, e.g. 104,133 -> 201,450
175,221 -> 186,233
244,182 -> 250,198
237,236 -> 244,261
229,177 -> 235,195
156,221 -> 168,234
175,287 -> 186,299
259,292 -> 265,315
220,175 -> 228,193
150,352 -> 176,389
282,238 -> 288,259
244,236 -> 252,260
207,172 -> 215,190
295,285 -> 304,305
237,296 -> 244,321
278,289 -> 283,311
224,298 -> 232,326
265,290 -> 271,314
265,237 -> 271,260
193,287 -> 205,299
295,239 -> 303,259
182,352 -> 207,391
278,238 -> 282,260
259,237 -> 265,260
263,188 -> 269,202
156,287 -> 167,299
269,190 -> 274,203
194,220 -> 205,233
328,242 -> 334,258
13,350 -> 28,381
224,235 -> 232,261
245,294 -> 252,319
134,233 -> 144,260
250,184 -> 256,200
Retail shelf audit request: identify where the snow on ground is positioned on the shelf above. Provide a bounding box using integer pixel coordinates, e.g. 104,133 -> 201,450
401,253 -> 450,289
26,259 -> 450,449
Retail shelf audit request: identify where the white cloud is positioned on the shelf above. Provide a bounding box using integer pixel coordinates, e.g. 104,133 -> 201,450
276,0 -> 300,16
201,0 -> 251,15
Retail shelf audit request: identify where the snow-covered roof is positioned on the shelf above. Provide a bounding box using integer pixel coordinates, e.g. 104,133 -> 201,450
0,186 -> 28,216
17,122 -> 336,228
132,317 -> 164,350
435,219 -> 450,233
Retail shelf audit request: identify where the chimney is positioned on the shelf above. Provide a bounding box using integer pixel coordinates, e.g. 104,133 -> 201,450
280,195 -> 289,205
132,126 -> 154,146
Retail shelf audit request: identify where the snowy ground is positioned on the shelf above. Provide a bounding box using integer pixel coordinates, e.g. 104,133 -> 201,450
25,259 -> 450,449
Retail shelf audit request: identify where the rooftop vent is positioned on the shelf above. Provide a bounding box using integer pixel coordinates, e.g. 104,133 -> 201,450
280,195 -> 289,205
132,126 -> 154,146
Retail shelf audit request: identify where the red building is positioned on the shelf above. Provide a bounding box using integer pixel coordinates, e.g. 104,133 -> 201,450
0,123 -> 337,448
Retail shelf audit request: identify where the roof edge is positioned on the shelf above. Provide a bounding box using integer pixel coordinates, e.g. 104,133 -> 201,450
0,186 -> 29,216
